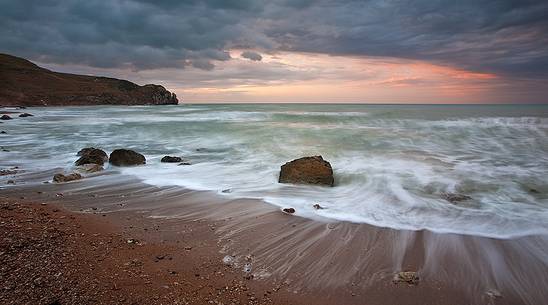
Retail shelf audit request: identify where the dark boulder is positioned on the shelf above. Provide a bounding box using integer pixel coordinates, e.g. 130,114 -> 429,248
75,147 -> 108,166
109,149 -> 146,166
0,115 -> 12,120
19,113 -> 33,117
282,208 -> 296,214
53,173 -> 82,183
279,156 -> 334,186
161,156 -> 183,163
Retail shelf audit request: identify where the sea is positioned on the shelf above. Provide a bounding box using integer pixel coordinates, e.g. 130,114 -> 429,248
1,104 -> 547,238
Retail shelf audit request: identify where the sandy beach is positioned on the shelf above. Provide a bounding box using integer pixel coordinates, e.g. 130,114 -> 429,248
1,169 -> 545,305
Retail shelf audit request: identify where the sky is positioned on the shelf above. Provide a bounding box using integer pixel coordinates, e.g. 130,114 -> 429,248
1,0 -> 547,104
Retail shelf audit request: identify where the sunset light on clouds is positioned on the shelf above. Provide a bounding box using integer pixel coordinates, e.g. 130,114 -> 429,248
2,0 -> 547,103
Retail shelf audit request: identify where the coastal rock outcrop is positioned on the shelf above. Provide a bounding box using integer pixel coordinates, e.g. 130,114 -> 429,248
279,156 -> 334,186
53,173 -> 82,183
109,149 -> 146,166
0,53 -> 179,106
161,156 -> 183,163
75,148 -> 108,166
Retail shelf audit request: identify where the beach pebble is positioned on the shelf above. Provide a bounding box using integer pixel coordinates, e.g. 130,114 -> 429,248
486,289 -> 502,298
126,238 -> 139,244
393,271 -> 419,285
243,263 -> 252,273
223,255 -> 235,266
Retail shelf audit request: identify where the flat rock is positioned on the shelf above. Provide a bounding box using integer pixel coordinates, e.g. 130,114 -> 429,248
109,149 -> 146,166
19,113 -> 33,117
53,173 -> 82,183
441,192 -> 472,203
76,164 -> 104,173
393,271 -> 419,285
161,156 -> 182,163
279,156 -> 334,186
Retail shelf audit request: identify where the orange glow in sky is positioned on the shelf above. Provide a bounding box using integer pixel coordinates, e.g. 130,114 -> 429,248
178,50 -> 500,103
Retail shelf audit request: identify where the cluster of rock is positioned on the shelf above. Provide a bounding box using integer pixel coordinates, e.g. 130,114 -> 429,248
53,147 -> 147,183
53,148 -> 190,183
1,113 -> 33,120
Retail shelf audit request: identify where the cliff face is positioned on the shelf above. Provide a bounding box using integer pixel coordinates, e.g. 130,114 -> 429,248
0,54 -> 178,106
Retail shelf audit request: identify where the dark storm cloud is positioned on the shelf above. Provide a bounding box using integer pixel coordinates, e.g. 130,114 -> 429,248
262,0 -> 548,78
0,0 -> 255,69
0,0 -> 547,78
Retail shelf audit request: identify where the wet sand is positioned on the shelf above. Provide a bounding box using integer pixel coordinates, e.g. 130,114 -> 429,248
1,171 -> 547,304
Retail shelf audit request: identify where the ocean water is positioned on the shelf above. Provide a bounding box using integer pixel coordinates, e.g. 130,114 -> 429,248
1,104 -> 547,238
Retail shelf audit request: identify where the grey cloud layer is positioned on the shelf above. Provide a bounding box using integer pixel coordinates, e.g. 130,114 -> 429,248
1,0 -> 547,78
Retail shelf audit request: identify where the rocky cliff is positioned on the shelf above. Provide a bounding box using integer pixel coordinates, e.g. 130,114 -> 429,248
0,54 -> 178,106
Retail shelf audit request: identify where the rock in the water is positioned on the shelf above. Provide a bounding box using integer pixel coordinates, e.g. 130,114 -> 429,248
77,147 -> 95,156
0,169 -> 17,176
0,115 -> 12,120
76,164 -> 103,173
161,156 -> 182,163
282,208 -> 296,214
75,147 -> 108,166
393,271 -> 419,285
279,156 -> 334,186
53,173 -> 82,183
178,162 -> 191,166
19,113 -> 33,117
109,149 -> 146,166
441,192 -> 472,203
313,203 -> 325,210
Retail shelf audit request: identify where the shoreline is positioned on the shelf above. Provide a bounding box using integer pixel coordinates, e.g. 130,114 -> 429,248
1,172 -> 546,304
